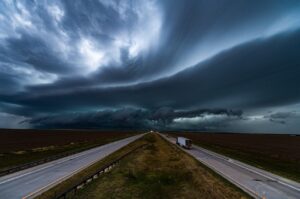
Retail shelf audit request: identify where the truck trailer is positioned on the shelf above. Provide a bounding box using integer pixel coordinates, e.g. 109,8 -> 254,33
176,137 -> 192,149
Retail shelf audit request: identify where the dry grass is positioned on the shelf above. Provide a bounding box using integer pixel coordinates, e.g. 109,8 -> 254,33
71,133 -> 251,199
36,135 -> 147,199
0,129 -> 137,171
170,132 -> 300,182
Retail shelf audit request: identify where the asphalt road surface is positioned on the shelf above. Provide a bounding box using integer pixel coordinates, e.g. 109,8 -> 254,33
162,134 -> 300,199
0,134 -> 144,199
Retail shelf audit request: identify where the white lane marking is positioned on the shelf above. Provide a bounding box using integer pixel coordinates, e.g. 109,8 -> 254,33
0,163 -> 59,185
22,151 -> 107,199
158,134 -> 260,199
195,146 -> 300,192
194,156 -> 261,199
0,145 -> 110,185
161,134 -> 300,194
0,135 -> 140,185
23,134 -> 143,199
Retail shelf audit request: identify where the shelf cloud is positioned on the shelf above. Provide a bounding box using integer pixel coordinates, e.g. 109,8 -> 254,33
0,0 -> 300,133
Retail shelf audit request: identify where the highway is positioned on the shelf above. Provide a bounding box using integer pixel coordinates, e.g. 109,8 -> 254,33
161,134 -> 300,199
0,134 -> 144,199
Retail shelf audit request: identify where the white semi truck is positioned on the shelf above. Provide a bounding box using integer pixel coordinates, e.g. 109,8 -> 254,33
176,137 -> 192,149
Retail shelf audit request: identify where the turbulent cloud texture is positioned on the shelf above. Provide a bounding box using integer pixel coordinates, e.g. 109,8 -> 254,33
0,0 -> 300,133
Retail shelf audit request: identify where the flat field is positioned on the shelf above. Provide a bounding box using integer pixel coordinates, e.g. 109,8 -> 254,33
0,129 -> 137,171
169,132 -> 300,182
64,133 -> 250,199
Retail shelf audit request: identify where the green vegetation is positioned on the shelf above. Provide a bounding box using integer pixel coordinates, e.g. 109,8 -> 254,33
43,133 -> 250,199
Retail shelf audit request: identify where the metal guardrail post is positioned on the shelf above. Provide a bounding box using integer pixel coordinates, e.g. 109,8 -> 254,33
54,143 -> 147,199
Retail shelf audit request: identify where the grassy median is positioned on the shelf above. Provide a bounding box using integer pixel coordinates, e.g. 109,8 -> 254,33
50,133 -> 251,199
36,134 -> 147,199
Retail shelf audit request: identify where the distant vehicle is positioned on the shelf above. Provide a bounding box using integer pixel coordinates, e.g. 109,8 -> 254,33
176,137 -> 192,149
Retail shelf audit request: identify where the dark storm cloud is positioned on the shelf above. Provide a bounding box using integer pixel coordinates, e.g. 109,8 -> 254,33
0,0 -> 300,132
269,112 -> 297,120
25,108 -> 242,130
265,111 -> 300,125
4,34 -> 74,74
146,0 -> 300,77
0,0 -> 164,94
3,28 -> 300,115
4,0 -> 299,94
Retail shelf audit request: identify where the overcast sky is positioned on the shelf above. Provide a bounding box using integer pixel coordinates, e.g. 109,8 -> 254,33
0,0 -> 300,133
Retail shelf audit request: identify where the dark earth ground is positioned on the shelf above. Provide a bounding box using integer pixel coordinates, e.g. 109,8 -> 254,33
39,133 -> 250,199
168,132 -> 300,182
0,129 -> 138,171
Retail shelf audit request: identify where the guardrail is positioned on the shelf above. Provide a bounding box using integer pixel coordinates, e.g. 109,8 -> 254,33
54,143 -> 148,199
0,138 -> 132,177
0,149 -> 82,177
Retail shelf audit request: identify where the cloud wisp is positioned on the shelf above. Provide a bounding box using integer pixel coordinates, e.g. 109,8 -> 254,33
0,0 -> 300,133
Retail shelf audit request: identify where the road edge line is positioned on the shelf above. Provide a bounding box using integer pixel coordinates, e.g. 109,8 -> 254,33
23,134 -> 144,199
158,133 -> 261,199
